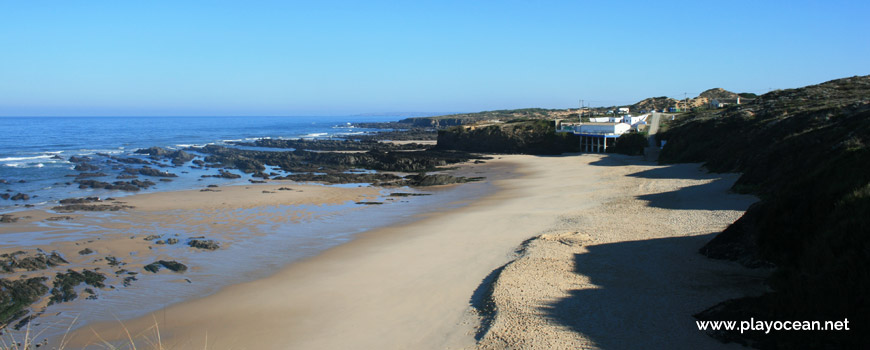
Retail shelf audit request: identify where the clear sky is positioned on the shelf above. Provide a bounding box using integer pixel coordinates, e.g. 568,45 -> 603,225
1,0 -> 868,116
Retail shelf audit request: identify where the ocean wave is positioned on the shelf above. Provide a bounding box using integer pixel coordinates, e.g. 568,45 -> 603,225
3,162 -> 54,168
78,149 -> 125,155
301,133 -> 329,138
0,155 -> 53,162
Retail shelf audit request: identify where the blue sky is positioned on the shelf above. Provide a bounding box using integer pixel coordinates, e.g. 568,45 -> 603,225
1,0 -> 868,116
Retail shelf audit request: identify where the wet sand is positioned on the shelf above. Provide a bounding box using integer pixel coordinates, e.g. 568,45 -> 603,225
64,154 -> 767,349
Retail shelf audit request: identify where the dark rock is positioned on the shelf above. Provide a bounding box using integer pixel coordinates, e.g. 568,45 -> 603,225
11,193 -> 30,201
48,269 -> 106,305
110,156 -> 151,165
138,167 -> 178,178
389,192 -> 432,197
217,169 -> 241,179
0,214 -> 18,223
59,197 -> 102,205
68,156 -> 92,163
144,260 -> 187,273
52,203 -> 134,212
355,201 -> 383,205
136,147 -> 195,165
116,174 -> 138,179
0,193 -> 8,200
45,216 -> 74,221
143,234 -> 161,241
66,172 -> 108,178
123,275 -> 137,287
188,239 -> 220,250
77,248 -> 94,255
0,251 -> 68,272
403,173 -> 484,186
104,256 -> 122,266
0,277 -> 49,326
73,163 -> 100,172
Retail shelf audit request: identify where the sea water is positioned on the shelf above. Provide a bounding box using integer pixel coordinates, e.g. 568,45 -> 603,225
0,116 -> 397,211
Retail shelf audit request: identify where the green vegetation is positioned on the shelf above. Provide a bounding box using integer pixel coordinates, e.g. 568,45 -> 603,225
436,120 -> 580,154
659,75 -> 870,348
608,132 -> 647,156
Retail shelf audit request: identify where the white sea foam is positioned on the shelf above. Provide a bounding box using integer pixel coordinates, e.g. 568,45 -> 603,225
0,155 -> 53,162
79,149 -> 125,155
301,133 -> 329,138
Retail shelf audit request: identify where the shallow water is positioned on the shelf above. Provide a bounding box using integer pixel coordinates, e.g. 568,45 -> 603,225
12,180 -> 492,343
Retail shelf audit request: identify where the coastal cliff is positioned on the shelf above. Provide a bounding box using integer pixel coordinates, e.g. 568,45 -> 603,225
434,120 -> 580,155
658,75 -> 870,348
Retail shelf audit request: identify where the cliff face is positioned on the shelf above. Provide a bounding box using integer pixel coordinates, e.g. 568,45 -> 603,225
435,120 -> 580,155
659,75 -> 870,348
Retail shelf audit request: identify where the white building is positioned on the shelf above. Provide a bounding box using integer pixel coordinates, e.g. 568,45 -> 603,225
578,122 -> 631,135
618,107 -> 630,114
623,114 -> 648,126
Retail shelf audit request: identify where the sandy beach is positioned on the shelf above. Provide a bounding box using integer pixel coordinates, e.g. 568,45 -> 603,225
58,153 -> 769,349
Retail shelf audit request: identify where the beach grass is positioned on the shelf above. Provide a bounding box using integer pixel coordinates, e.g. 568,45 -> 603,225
0,316 -> 199,350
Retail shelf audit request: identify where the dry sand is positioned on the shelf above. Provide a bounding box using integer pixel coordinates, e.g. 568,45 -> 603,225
63,154 -> 769,349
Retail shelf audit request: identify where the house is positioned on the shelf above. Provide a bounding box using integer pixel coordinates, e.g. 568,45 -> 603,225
622,114 -> 648,126
578,122 -> 631,135
618,107 -> 630,114
710,96 -> 742,109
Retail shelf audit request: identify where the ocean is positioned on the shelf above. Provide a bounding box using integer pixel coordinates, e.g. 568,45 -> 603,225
0,116 -> 399,211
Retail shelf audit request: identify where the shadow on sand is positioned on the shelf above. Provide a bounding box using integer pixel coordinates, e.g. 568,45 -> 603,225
540,234 -> 768,349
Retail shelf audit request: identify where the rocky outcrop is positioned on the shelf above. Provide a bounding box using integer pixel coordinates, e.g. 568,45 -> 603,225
52,203 -> 134,212
74,179 -> 155,191
59,197 -> 102,205
0,251 -> 68,272
10,193 -> 30,201
138,167 -> 178,177
198,145 -> 478,176
188,239 -> 220,250
0,277 -> 49,326
144,260 -> 188,273
135,147 -> 195,165
48,269 -> 106,304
